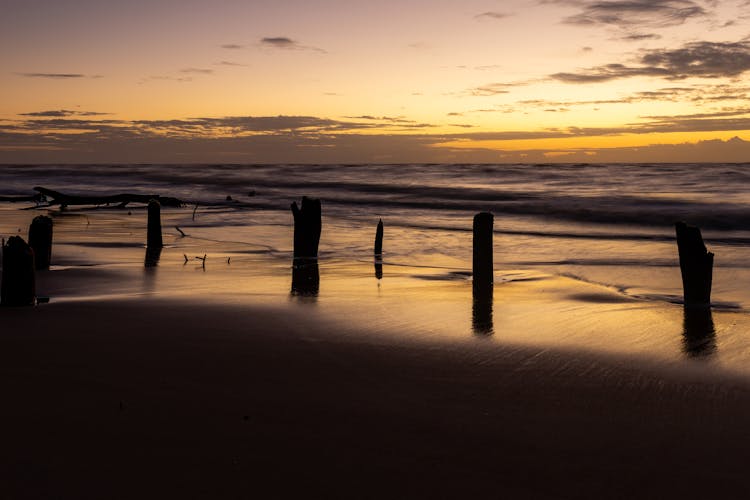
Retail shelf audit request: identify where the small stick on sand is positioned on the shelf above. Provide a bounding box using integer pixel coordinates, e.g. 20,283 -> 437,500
175,226 -> 186,237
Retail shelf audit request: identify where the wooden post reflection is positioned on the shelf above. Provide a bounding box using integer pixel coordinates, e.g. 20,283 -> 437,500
682,306 -> 716,358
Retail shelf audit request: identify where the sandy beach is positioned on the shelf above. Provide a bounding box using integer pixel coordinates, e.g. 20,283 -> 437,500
4,297 -> 750,499
3,197 -> 750,498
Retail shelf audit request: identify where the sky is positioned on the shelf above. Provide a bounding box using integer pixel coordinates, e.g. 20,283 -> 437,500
2,0 -> 750,163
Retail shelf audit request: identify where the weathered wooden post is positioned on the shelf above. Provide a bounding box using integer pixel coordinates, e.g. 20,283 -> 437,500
374,219 -> 383,259
291,197 -> 321,259
291,260 -> 320,296
28,215 -> 53,270
374,218 -> 384,280
145,199 -> 163,267
1,236 -> 36,306
473,212 -> 493,291
147,199 -> 163,249
675,221 -> 713,307
472,212 -> 494,335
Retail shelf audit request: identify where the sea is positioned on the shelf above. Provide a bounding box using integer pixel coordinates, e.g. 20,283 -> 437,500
1,163 -> 750,311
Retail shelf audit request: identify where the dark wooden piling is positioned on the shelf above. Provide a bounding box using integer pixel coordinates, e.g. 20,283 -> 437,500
374,219 -> 383,259
473,212 -> 494,292
28,215 -> 53,270
675,222 -> 713,307
1,236 -> 36,306
291,197 -> 321,259
291,259 -> 320,296
147,199 -> 163,249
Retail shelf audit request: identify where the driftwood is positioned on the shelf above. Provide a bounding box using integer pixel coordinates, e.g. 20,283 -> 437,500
1,236 -> 36,306
28,215 -> 53,270
33,187 -> 183,209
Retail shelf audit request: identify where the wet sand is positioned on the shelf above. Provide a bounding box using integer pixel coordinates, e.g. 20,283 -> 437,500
3,296 -> 750,499
3,205 -> 750,498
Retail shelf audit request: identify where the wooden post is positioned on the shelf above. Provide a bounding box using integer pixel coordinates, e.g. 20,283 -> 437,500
473,212 -> 493,291
1,236 -> 36,306
374,219 -> 383,259
291,197 -> 321,259
28,215 -> 53,270
675,222 -> 713,306
147,199 -> 163,249
291,259 -> 320,296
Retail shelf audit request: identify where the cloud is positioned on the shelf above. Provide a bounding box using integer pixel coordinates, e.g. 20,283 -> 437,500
475,11 -> 511,20
467,82 -> 513,96
180,68 -> 214,74
214,61 -> 248,67
620,33 -> 662,41
17,73 -> 88,79
260,37 -> 326,53
551,39 -> 750,82
19,110 -> 110,117
221,44 -> 244,49
4,112 -> 750,163
544,0 -> 709,28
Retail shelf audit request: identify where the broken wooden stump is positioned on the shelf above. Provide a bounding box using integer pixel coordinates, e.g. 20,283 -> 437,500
675,221 -> 713,307
291,259 -> 320,296
374,262 -> 383,280
291,197 -> 321,259
374,219 -> 383,259
147,199 -> 163,249
472,291 -> 493,336
28,215 -> 53,270
1,236 -> 36,306
473,212 -> 494,292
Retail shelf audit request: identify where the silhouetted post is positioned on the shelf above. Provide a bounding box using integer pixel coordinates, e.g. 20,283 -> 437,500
1,236 -> 36,306
291,197 -> 321,259
147,199 -> 163,249
472,213 -> 494,335
291,259 -> 320,297
675,222 -> 713,307
473,212 -> 493,291
374,219 -> 383,259
28,215 -> 53,270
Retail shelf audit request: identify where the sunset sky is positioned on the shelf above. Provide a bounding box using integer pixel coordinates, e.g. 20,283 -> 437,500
3,0 -> 750,163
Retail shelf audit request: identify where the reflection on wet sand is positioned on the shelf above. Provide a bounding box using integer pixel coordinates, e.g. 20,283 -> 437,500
472,285 -> 493,336
374,261 -> 383,280
144,245 -> 162,268
291,258 -> 319,298
682,306 -> 716,358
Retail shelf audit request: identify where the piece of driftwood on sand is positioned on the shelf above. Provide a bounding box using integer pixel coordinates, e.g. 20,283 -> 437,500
675,221 -> 713,307
33,187 -> 183,209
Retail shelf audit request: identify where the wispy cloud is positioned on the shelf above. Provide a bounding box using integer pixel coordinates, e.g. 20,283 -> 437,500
214,61 -> 249,67
474,11 -> 511,20
221,44 -> 244,49
543,0 -> 710,29
17,73 -> 90,79
19,110 -> 110,117
180,68 -> 214,74
260,37 -> 326,53
551,39 -> 750,82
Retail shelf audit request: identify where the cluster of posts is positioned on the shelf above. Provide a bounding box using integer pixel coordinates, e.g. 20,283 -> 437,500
1,197 -> 716,335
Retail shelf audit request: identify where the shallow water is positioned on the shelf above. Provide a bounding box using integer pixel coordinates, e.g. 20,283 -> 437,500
2,164 -> 750,374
